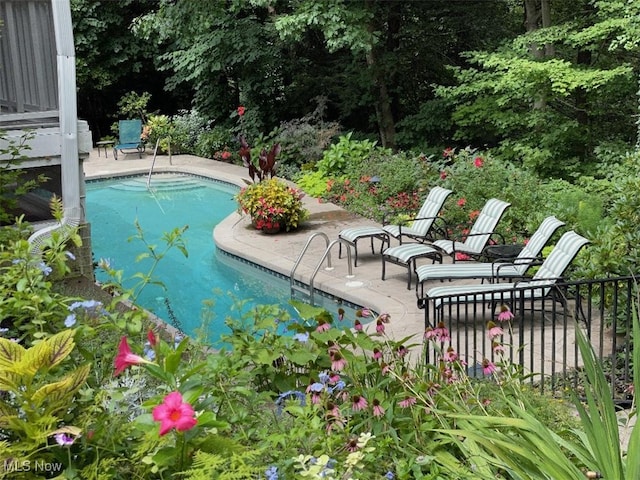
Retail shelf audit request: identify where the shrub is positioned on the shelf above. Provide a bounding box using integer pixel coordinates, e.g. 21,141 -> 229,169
194,125 -> 234,160
316,133 -> 383,177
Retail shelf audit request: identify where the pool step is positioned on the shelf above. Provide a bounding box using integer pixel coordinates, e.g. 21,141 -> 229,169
109,175 -> 207,193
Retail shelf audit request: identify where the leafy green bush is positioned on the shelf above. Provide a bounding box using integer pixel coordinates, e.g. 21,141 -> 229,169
539,179 -> 607,236
194,125 -> 234,160
316,133 -> 382,177
438,147 -> 544,241
273,98 -> 342,177
171,109 -> 212,154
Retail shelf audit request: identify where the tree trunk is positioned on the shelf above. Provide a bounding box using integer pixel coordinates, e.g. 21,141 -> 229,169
365,0 -> 396,150
366,49 -> 396,150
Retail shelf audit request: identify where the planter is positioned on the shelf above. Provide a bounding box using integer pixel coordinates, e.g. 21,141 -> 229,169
251,217 -> 283,234
260,226 -> 282,234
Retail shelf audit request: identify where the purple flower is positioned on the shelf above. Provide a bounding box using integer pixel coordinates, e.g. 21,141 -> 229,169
54,433 -> 75,446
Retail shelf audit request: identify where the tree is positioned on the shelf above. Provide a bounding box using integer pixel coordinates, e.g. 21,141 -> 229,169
436,0 -> 635,177
71,0 -> 185,139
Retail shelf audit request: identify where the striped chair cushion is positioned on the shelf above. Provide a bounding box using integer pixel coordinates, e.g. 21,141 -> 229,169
339,226 -> 386,243
432,198 -> 511,255
384,243 -> 439,264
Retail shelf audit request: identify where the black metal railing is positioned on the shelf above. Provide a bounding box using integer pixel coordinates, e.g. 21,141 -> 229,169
419,276 -> 637,400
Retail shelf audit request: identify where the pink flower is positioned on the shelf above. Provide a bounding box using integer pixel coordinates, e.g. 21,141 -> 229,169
497,305 -> 514,322
469,209 -> 480,221
443,147 -> 454,158
237,105 -> 246,116
482,359 -> 497,375
432,322 -> 450,342
375,319 -> 385,334
331,353 -> 347,371
354,319 -> 363,332
221,151 -> 232,160
316,321 -> 330,332
440,170 -> 447,180
443,346 -> 458,363
457,197 -> 466,207
152,391 -> 197,436
474,156 -> 484,168
424,327 -> 435,340
373,348 -> 382,360
492,341 -> 506,354
114,336 -> 152,376
338,308 -> 345,321
380,362 -> 390,375
455,252 -> 471,261
395,345 -> 408,358
487,321 -> 503,340
346,437 -> 359,452
372,398 -> 385,417
398,397 -> 417,408
351,394 -> 368,411
379,312 -> 391,323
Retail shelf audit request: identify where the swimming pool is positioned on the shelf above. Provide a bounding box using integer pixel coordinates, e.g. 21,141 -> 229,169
86,173 -> 360,344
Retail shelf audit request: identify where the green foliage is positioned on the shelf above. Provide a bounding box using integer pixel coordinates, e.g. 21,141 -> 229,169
145,114 -> 175,154
117,91 -> 151,122
539,179 -> 607,236
194,126 -> 234,160
273,98 -> 342,178
0,130 -> 48,227
438,148 -> 544,241
316,133 -> 381,177
436,2 -> 638,178
296,169 -> 332,198
0,330 -> 90,462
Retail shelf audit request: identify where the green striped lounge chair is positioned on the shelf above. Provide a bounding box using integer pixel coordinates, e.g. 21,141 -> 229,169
382,198 -> 511,289
418,231 -> 590,315
415,216 -> 566,297
338,186 -> 453,266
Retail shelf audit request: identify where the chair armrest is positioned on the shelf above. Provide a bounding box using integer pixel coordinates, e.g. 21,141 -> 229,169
397,215 -> 446,240
492,256 -> 543,282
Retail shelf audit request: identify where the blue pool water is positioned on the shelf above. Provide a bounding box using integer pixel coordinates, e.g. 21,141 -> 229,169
86,173 -> 358,345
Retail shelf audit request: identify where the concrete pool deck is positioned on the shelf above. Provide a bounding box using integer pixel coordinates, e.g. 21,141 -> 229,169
82,148 -> 451,345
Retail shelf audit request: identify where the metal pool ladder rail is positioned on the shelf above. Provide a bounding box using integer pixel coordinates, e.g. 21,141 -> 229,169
290,233 -> 353,304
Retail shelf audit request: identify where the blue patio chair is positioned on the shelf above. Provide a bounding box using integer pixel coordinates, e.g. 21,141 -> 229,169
113,119 -> 145,160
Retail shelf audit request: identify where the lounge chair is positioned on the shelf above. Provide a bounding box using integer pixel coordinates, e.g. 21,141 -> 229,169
415,216 -> 566,296
338,186 -> 453,266
113,119 -> 145,160
418,231 -> 590,318
381,198 -> 511,289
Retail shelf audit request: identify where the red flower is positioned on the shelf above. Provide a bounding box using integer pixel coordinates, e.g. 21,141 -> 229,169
443,147 -> 454,158
457,198 -> 466,207
114,336 -> 151,376
440,171 -> 447,180
237,105 -> 246,116
221,150 -> 232,160
474,156 -> 484,168
152,391 -> 197,436
147,329 -> 158,347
